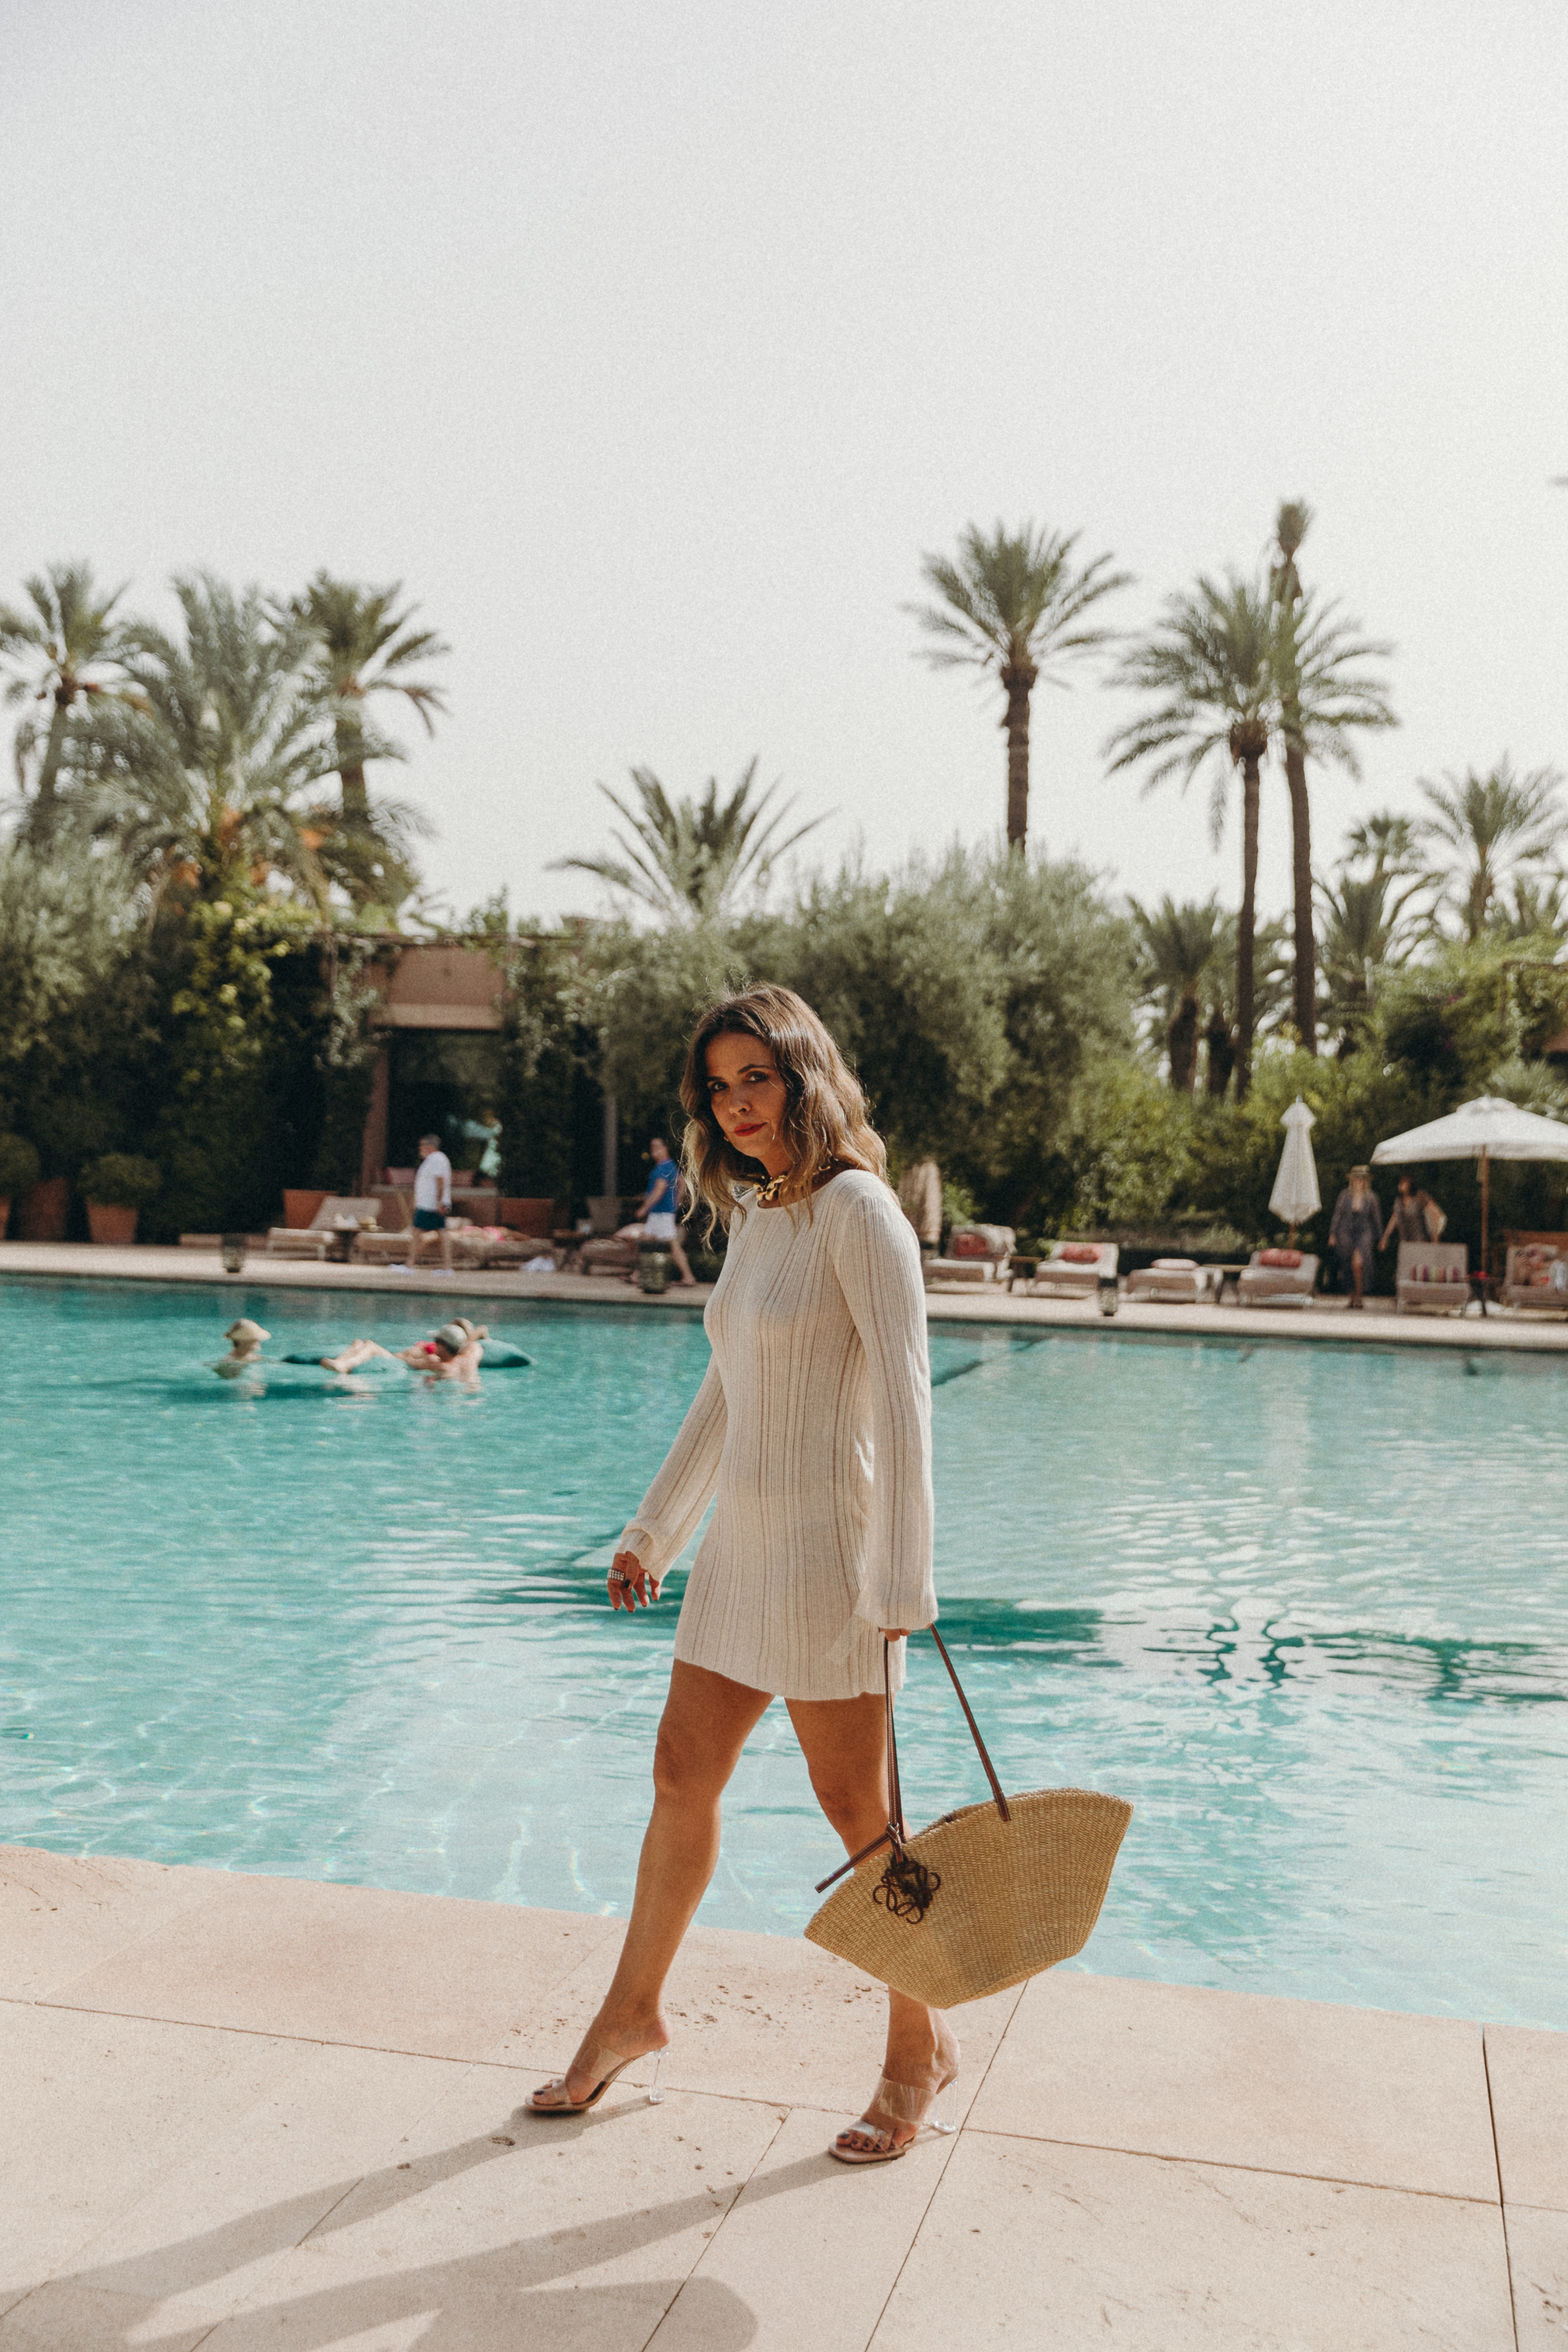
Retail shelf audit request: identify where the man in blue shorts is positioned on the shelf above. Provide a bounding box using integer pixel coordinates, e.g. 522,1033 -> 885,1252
636,1136 -> 695,1287
408,1132 -> 454,1273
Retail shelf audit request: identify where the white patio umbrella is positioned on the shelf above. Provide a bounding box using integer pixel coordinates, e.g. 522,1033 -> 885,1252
1370,1094 -> 1568,1270
1268,1096 -> 1321,1241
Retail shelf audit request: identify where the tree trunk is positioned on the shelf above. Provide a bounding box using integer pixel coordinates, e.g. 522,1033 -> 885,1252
1000,665 -> 1034,850
1285,742 -> 1317,1052
30,692 -> 74,835
1168,993 -> 1200,1093
335,716 -> 370,822
1205,1014 -> 1234,1097
1236,754 -> 1261,1100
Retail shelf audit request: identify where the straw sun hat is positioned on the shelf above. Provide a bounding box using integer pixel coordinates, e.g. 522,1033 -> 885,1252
225,1319 -> 270,1344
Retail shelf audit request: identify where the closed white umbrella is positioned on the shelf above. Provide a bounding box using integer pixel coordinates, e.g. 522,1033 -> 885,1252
1370,1094 -> 1568,1270
1269,1096 -> 1321,1241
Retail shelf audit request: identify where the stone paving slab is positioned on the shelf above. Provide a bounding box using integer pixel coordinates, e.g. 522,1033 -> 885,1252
868,2134 -> 1516,2352
970,1969 -> 1500,2200
3,1847 -> 1564,2347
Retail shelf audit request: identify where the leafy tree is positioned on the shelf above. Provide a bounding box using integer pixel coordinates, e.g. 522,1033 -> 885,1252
1130,895 -> 1227,1091
910,522 -> 1130,850
1062,1060 -> 1197,1228
281,574 -> 448,822
76,574 -> 341,906
1106,572 -> 1279,1098
1417,760 -> 1567,941
0,562 -> 143,839
554,759 -> 823,923
1269,502 -> 1396,1054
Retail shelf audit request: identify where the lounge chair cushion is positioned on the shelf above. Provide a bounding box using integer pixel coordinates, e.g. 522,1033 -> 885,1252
1059,1243 -> 1100,1264
1258,1248 -> 1303,1268
1152,1256 -> 1198,1270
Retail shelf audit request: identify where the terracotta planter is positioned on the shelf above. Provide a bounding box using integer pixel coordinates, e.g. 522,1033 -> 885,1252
17,1177 -> 69,1241
500,1196 -> 555,1237
0,1196 -> 9,1240
87,1202 -> 139,1245
283,1188 -> 328,1230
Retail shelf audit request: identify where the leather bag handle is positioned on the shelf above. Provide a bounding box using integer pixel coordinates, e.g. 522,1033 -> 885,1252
815,1626 -> 1012,1894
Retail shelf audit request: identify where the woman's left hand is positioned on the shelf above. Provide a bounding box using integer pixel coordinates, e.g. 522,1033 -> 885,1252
880,1628 -> 909,1641
609,1550 -> 660,1611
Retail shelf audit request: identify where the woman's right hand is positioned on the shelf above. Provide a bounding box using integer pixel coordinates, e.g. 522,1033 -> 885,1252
608,1550 -> 660,1612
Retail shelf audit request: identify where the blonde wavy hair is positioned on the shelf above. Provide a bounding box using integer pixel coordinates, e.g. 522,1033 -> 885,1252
678,984 -> 887,1233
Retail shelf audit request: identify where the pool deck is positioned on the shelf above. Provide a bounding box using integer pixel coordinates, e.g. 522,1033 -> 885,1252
6,1238 -> 1568,1352
1,1845 -> 1562,2349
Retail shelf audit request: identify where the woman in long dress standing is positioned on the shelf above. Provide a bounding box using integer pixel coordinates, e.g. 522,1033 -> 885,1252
528,985 -> 953,2162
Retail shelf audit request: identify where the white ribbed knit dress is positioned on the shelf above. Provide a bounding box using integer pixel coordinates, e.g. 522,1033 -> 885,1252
618,1169 -> 936,1700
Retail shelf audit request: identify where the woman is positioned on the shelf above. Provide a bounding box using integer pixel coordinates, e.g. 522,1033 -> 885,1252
1382,1174 -> 1427,1249
528,985 -> 950,2164
1329,1163 -> 1384,1308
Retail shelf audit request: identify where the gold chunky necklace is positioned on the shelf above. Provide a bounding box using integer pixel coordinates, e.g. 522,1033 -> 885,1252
754,1157 -> 844,1208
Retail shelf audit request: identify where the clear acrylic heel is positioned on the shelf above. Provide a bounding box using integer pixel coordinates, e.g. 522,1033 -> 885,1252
646,2048 -> 666,2105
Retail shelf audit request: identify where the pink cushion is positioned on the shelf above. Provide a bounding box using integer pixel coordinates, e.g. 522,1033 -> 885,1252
1059,1243 -> 1100,1265
950,1231 -> 990,1259
1258,1248 -> 1303,1269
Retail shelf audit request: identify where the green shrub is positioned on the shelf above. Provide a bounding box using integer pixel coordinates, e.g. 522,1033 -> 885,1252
80,1152 -> 162,1208
0,1133 -> 41,1195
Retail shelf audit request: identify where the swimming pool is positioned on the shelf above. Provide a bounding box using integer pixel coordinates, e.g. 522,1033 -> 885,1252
3,1278 -> 1564,2028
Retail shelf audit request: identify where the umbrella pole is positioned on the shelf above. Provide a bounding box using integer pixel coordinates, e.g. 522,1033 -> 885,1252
1480,1147 -> 1489,1282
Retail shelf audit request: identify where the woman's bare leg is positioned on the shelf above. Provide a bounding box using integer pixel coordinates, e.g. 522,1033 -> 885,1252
532,1661 -> 771,2105
323,1338 -> 394,1372
1350,1246 -> 1365,1307
787,1690 -> 958,2150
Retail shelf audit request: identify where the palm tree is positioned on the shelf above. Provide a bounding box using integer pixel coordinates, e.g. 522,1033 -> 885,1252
1417,759 -> 1566,940
0,561 -> 143,838
1106,573 -> 1279,1098
1130,894 -> 1227,1091
910,522 -> 1130,850
77,573 -> 340,906
553,758 -> 824,923
280,573 -> 448,827
1316,866 -> 1422,1054
1269,502 -> 1397,1055
1344,809 -> 1420,874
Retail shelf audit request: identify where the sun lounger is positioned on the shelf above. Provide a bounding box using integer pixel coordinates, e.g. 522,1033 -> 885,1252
1236,1249 -> 1320,1306
924,1224 -> 1016,1289
1502,1242 -> 1568,1312
1027,1241 -> 1117,1298
265,1196 -> 383,1260
1126,1256 -> 1217,1304
1395,1240 -> 1469,1314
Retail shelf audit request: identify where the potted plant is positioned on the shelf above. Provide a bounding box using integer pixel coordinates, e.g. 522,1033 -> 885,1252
79,1153 -> 162,1244
0,1134 -> 40,1239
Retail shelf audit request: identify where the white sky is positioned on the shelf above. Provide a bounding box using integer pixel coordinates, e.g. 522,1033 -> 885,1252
3,0 -> 1565,928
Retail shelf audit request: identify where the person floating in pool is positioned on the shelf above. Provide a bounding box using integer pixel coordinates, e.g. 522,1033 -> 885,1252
323,1318 -> 485,1382
214,1318 -> 271,1376
616,1136 -> 696,1288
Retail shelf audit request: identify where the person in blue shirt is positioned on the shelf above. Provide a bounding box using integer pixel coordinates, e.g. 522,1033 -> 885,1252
635,1136 -> 695,1287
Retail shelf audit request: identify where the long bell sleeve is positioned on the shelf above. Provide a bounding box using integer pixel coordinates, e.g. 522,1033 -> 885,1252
828,1185 -> 937,1635
618,1357 -> 728,1582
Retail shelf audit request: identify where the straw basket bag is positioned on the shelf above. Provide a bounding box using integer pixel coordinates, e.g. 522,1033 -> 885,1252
804,1629 -> 1132,2008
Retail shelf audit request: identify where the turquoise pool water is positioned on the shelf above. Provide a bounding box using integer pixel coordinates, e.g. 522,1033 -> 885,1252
2,1278 -> 1565,2027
